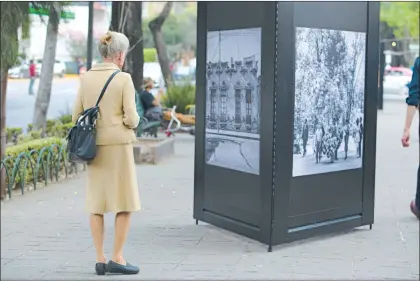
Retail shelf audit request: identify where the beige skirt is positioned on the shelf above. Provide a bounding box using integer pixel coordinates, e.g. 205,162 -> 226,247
85,143 -> 141,214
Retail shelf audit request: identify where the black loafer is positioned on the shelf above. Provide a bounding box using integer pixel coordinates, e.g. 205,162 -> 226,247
95,262 -> 107,275
107,260 -> 139,275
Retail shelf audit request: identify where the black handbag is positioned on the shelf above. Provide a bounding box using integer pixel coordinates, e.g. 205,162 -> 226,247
66,70 -> 120,163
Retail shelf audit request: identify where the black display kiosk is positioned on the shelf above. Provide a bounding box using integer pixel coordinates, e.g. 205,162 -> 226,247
194,1 -> 380,251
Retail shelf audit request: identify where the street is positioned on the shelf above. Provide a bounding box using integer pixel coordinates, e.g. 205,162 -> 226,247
1,101 -> 419,280
5,78 -> 159,131
6,78 -> 79,130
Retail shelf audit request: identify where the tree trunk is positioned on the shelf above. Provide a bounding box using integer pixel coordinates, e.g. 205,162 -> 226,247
0,69 -> 8,200
149,2 -> 174,88
123,2 -> 144,93
33,4 -> 61,133
110,2 -> 122,31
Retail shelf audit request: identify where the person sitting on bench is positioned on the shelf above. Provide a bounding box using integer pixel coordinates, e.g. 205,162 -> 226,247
140,78 -> 163,122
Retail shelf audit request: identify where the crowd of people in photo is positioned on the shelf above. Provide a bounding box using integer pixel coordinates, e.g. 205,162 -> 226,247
295,116 -> 364,164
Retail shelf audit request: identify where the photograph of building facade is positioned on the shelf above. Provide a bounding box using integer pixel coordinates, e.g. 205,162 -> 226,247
292,27 -> 366,177
205,28 -> 261,175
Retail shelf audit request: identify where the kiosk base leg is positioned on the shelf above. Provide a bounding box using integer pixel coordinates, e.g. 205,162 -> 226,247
369,224 -> 372,230
267,245 -> 272,252
195,219 -> 198,225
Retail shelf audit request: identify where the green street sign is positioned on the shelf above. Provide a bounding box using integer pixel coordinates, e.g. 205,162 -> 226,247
29,6 -> 75,20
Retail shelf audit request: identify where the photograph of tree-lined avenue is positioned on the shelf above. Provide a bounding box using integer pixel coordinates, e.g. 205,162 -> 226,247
293,27 -> 366,177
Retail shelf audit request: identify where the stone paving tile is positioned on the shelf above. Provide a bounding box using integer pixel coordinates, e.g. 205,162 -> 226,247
294,257 -> 353,276
1,101 -> 419,280
1,264 -> 50,280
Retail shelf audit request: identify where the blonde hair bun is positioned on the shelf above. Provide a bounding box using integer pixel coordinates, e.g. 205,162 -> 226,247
100,33 -> 112,45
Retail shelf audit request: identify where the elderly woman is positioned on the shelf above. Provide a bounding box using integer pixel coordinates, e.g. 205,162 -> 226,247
401,56 -> 419,220
72,31 -> 141,275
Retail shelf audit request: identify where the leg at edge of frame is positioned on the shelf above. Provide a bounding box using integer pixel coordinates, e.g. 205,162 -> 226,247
369,224 -> 372,230
195,219 -> 198,225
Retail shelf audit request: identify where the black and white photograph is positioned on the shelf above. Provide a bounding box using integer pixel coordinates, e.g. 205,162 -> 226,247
293,27 -> 366,177
205,28 -> 261,175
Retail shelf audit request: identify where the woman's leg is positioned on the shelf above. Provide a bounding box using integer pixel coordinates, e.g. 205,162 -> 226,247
112,211 -> 131,264
90,214 -> 106,263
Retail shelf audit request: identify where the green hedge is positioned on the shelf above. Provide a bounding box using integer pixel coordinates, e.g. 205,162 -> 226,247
51,122 -> 73,138
162,84 -> 196,114
25,114 -> 73,140
1,138 -> 68,197
144,48 -> 157,62
58,114 -> 72,124
17,130 -> 42,144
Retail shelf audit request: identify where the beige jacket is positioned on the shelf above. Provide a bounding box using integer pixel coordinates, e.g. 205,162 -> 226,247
72,63 -> 140,146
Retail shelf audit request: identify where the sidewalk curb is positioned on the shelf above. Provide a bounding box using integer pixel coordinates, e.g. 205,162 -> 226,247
8,75 -> 80,82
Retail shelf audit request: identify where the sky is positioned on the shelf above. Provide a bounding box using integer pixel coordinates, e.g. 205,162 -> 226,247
207,28 -> 262,76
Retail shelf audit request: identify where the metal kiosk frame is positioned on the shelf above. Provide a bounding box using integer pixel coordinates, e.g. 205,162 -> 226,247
193,1 -> 380,252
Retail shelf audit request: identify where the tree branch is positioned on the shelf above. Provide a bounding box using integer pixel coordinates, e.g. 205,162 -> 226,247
149,2 -> 173,31
126,37 -> 143,54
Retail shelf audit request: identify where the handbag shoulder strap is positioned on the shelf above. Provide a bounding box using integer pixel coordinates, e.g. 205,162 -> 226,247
95,70 -> 120,107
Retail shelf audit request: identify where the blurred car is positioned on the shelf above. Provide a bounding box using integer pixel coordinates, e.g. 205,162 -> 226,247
174,73 -> 195,86
8,62 -> 30,79
35,59 -> 66,78
383,66 -> 412,97
143,62 -> 164,89
173,60 -> 196,86
9,66 -> 25,79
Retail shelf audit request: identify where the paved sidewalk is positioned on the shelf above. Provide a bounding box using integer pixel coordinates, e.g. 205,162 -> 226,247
1,101 -> 419,280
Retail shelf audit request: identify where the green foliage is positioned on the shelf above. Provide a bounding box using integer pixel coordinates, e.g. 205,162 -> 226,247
4,137 -> 66,190
380,2 -> 419,38
26,114 -> 73,138
5,128 -> 23,143
144,48 -> 157,62
17,129 -> 42,144
50,122 -> 73,138
142,5 -> 197,50
58,114 -> 72,124
162,84 -> 196,114
0,2 -> 28,70
161,15 -> 185,46
47,119 -> 58,133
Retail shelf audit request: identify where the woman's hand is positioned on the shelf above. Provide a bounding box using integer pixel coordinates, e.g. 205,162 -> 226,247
401,128 -> 410,147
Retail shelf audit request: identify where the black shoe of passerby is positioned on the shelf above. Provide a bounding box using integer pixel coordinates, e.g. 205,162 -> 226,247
107,260 -> 139,275
95,262 -> 107,275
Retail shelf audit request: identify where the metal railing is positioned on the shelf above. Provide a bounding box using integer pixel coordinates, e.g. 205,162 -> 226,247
0,143 -> 84,199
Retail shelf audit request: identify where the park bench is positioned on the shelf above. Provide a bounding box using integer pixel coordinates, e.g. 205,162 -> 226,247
135,91 -> 162,138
